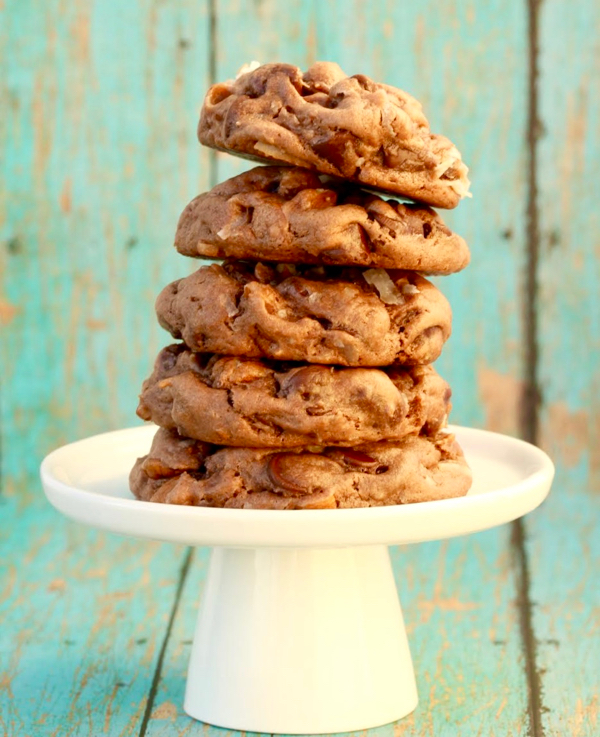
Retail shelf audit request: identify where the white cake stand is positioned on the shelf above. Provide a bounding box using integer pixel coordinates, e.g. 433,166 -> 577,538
41,425 -> 553,734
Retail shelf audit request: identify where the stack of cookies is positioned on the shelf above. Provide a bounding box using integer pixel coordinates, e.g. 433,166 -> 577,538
130,62 -> 473,509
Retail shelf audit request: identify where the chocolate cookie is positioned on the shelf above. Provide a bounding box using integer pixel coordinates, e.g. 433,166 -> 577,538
137,345 -> 451,448
157,261 -> 452,366
130,427 -> 472,509
175,166 -> 469,273
198,63 -> 470,208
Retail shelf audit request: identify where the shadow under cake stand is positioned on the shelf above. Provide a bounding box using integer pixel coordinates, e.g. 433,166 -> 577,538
41,425 -> 554,734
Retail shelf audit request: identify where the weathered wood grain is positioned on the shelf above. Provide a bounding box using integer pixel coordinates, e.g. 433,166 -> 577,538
144,3 -> 534,736
0,1 -> 209,735
526,1 -> 600,734
1,0 -> 211,468
136,548 -> 211,737
3,0 -> 598,734
0,504 -> 191,737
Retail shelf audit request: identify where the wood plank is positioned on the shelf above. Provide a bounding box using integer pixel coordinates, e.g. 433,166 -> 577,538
0,503 -> 191,737
0,1 -> 209,734
149,2 -> 534,735
1,0 -> 211,468
528,1 -> 600,734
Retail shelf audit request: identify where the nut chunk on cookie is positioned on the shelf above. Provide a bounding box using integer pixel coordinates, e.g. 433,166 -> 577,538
130,427 -> 472,509
156,261 -> 452,366
136,345 -> 452,448
175,166 -> 470,273
199,62 -> 471,208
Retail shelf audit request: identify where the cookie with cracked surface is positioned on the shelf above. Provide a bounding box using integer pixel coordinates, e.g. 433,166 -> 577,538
198,62 -> 470,208
137,344 -> 452,448
175,166 -> 469,273
157,260 -> 452,367
130,427 -> 472,509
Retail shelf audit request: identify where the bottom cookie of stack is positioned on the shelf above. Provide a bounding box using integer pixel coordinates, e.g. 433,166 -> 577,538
130,427 -> 472,510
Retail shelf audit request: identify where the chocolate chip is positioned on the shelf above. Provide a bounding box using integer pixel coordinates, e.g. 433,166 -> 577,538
372,212 -> 400,237
310,131 -> 355,173
357,225 -> 373,253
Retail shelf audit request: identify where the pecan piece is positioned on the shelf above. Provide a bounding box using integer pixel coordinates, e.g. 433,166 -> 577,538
267,453 -> 341,495
279,365 -> 333,396
341,449 -> 378,467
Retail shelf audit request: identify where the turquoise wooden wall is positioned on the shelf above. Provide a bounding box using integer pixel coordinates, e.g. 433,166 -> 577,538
1,1 -> 598,735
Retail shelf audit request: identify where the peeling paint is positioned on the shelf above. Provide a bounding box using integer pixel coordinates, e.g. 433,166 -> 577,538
47,579 -> 67,593
150,701 -> 178,720
542,401 -> 600,483
0,297 -> 19,325
418,587 -> 480,623
478,366 -> 523,435
86,318 -> 107,331
60,178 -> 72,213
570,694 -> 599,736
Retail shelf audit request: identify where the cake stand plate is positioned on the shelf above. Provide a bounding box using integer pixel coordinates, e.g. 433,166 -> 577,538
41,425 -> 554,734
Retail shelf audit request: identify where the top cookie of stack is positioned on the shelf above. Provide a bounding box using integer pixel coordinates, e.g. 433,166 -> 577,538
130,62 -> 473,509
199,61 -> 470,209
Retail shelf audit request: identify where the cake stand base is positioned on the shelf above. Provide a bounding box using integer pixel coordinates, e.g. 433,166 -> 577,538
41,424 -> 555,734
185,546 -> 416,733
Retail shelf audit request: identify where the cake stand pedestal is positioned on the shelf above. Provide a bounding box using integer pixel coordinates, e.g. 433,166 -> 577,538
41,425 -> 554,734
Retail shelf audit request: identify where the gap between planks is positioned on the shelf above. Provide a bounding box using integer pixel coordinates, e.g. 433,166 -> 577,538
511,0 -> 544,736
138,547 -> 195,737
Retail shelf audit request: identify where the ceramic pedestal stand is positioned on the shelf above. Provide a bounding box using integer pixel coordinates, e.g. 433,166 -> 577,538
42,425 -> 554,734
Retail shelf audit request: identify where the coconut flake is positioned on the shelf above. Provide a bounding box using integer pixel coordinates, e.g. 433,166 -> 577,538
225,299 -> 239,318
449,172 -> 472,198
433,145 -> 472,199
363,269 -> 405,305
217,224 -> 234,240
433,145 -> 461,178
402,283 -> 420,296
254,141 -> 307,166
236,60 -> 261,79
